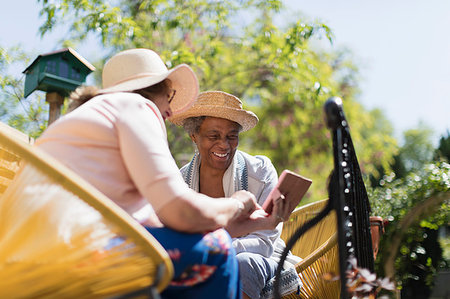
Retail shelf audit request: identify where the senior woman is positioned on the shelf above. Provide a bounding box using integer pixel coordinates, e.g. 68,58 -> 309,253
170,91 -> 302,299
35,49 -> 259,299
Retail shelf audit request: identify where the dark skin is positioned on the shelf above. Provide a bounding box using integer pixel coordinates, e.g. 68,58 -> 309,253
139,80 -> 175,120
191,116 -> 289,299
190,117 -> 291,238
191,117 -> 239,198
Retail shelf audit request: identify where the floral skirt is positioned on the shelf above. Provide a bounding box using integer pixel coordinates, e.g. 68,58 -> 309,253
145,227 -> 241,299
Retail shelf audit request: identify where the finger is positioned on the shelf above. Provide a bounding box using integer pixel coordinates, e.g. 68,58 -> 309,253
274,194 -> 285,202
270,201 -> 285,223
273,194 -> 285,213
273,194 -> 284,207
271,196 -> 281,214
275,194 -> 292,221
280,203 -> 291,220
276,215 -> 286,222
234,191 -> 257,213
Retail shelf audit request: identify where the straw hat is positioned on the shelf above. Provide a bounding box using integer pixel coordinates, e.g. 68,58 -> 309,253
98,48 -> 199,115
169,91 -> 258,132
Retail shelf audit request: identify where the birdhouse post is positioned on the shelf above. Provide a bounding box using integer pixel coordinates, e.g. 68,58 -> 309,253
22,48 -> 95,125
46,92 -> 65,124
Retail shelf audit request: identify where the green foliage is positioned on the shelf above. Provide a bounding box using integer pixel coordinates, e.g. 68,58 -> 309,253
397,124 -> 435,173
371,123 -> 434,186
368,126 -> 449,297
368,162 -> 450,294
37,0 -> 281,49
369,163 -> 449,222
34,0 -> 399,202
435,130 -> 450,162
0,46 -> 48,138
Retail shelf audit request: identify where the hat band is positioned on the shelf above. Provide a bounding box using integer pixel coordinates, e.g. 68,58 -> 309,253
105,72 -> 168,88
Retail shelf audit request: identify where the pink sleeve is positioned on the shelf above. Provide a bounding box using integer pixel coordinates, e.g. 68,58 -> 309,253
115,97 -> 190,212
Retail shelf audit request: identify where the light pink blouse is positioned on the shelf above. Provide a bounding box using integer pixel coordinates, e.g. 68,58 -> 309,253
35,92 -> 190,220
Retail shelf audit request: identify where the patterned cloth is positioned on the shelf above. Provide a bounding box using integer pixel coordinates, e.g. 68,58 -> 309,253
260,267 -> 301,299
146,227 -> 241,299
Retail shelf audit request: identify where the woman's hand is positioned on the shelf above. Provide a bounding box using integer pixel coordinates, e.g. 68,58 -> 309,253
230,190 -> 258,220
270,194 -> 291,224
225,205 -> 264,237
225,194 -> 292,238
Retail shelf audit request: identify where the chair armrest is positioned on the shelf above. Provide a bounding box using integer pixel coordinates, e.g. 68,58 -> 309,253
295,233 -> 337,273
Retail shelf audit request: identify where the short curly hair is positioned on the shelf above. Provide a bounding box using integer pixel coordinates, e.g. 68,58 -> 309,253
182,116 -> 207,136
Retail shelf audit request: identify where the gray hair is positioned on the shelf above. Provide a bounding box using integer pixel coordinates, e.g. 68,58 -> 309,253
182,116 -> 207,135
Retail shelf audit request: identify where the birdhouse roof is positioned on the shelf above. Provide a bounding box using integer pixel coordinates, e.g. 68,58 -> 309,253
23,47 -> 96,74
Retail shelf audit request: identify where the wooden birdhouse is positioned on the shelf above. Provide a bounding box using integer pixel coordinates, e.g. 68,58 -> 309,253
23,47 -> 95,98
22,48 -> 95,124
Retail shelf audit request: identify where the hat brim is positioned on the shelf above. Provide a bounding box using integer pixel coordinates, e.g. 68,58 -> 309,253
98,64 -> 199,115
169,105 -> 258,132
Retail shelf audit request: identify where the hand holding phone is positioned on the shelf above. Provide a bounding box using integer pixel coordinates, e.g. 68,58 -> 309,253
262,170 -> 312,215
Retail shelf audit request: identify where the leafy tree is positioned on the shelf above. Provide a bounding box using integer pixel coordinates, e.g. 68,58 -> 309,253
368,162 -> 450,297
367,123 -> 450,298
36,0 -> 399,202
373,123 -> 434,185
435,130 -> 450,162
0,46 -> 48,139
396,124 -> 435,174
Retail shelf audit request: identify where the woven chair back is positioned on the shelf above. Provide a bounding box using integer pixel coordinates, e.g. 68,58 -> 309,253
0,123 -> 173,298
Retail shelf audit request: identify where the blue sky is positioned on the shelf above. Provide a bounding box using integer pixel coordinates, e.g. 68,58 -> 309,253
286,0 -> 450,145
1,0 -> 449,145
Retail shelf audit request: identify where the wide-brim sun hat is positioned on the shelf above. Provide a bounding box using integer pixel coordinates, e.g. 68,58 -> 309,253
98,48 -> 199,115
169,91 -> 258,132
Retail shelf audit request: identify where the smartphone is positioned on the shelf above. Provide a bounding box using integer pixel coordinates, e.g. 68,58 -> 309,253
262,170 -> 312,214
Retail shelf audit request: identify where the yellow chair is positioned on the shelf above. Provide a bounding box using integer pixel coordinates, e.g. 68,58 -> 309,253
0,123 -> 173,298
280,199 -> 340,299
0,122 -> 33,195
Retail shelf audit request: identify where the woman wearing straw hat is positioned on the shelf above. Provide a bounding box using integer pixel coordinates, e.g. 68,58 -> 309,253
170,91 -> 302,299
36,49 -> 258,299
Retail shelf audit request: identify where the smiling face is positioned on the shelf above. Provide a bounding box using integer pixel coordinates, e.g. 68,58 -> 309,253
191,117 -> 241,173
